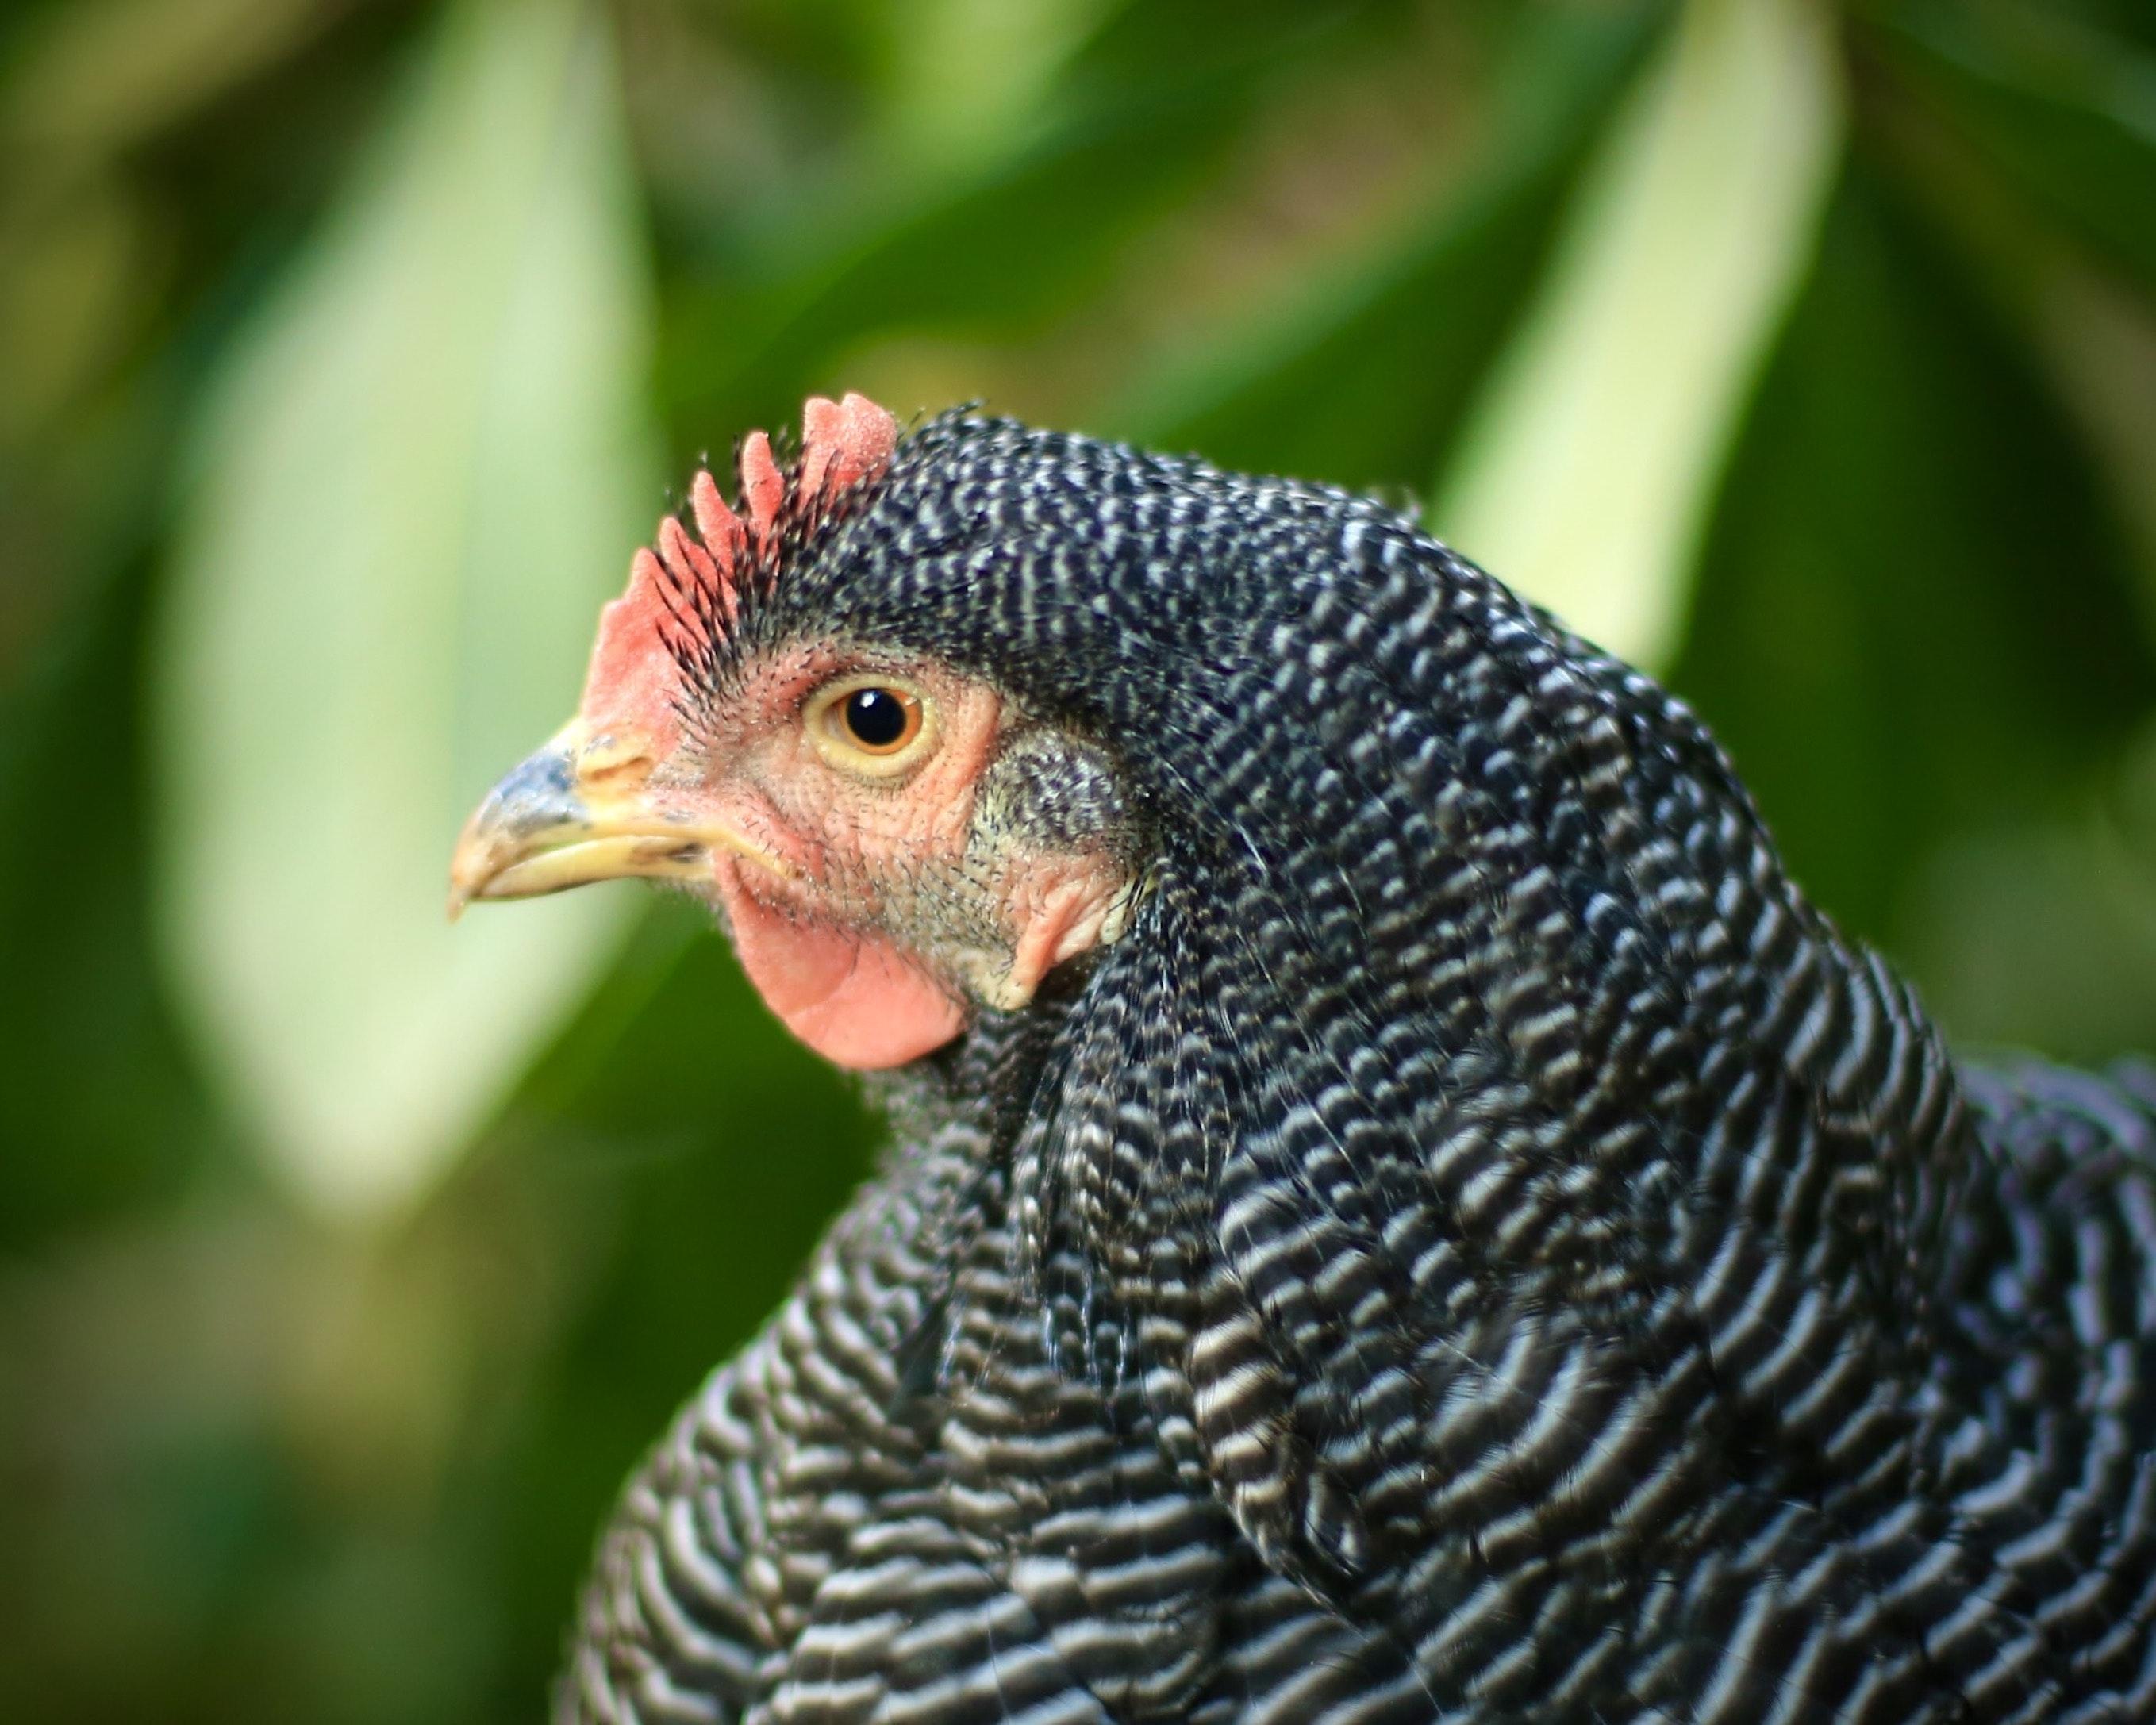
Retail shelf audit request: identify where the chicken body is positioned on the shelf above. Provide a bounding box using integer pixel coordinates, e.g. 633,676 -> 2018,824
468,409 -> 2156,1723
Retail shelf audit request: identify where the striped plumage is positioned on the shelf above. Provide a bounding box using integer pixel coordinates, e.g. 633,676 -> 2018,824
555,411 -> 2156,1723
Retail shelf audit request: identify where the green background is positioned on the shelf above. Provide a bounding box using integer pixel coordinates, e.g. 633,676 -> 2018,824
3,0 -> 2154,1719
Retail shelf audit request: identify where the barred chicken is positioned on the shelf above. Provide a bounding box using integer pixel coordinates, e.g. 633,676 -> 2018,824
452,395 -> 2156,1724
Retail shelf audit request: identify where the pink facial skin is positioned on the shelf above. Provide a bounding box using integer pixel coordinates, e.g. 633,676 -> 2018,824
710,862 -> 967,1069
678,651 -> 1002,1070
649,649 -> 1128,1070
563,392 -> 1131,1070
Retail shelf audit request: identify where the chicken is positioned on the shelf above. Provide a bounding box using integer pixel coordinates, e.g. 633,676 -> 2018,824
451,395 -> 2156,1723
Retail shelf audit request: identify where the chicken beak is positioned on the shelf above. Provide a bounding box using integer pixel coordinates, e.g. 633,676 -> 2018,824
447,720 -> 788,920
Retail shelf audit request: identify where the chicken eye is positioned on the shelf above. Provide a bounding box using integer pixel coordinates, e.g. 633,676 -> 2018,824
807,677 -> 935,777
840,688 -> 917,752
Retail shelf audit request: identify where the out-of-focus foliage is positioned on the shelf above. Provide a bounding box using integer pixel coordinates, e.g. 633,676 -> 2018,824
1435,0 -> 1842,666
0,0 -> 2150,1719
158,0 -> 656,1220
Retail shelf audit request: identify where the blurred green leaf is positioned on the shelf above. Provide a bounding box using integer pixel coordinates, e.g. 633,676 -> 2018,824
2030,266 -> 2156,613
1673,167 -> 2156,952
656,2 -> 1406,442
153,0 -> 659,1221
1858,22 -> 2156,623
1875,0 -> 2156,294
1435,0 -> 1843,670
1904,793 -> 2156,1066
1863,0 -> 2156,628
1113,2 -> 1653,490
2,0 -> 348,164
871,0 -> 1116,167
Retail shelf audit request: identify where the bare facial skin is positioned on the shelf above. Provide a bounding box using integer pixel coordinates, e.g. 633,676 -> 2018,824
452,644 -> 1136,1068
451,394 -> 1139,1068
657,646 -> 1135,1066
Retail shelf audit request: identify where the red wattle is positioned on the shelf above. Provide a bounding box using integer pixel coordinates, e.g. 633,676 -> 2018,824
714,865 -> 967,1070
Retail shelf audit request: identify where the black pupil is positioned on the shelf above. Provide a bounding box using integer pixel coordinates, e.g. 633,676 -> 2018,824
844,689 -> 909,749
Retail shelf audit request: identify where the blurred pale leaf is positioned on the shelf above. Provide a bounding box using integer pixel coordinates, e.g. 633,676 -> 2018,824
156,0 -> 658,1221
1434,0 -> 1843,670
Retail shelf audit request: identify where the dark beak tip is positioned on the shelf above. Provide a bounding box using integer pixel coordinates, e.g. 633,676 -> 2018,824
447,737 -> 588,922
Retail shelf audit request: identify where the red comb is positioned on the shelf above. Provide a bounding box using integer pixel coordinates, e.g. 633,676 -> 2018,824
738,432 -> 785,542
581,547 -> 685,750
799,392 -> 900,498
577,394 -> 900,749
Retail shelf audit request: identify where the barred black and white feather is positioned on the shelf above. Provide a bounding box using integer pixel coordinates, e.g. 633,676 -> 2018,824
562,412 -> 2156,1724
